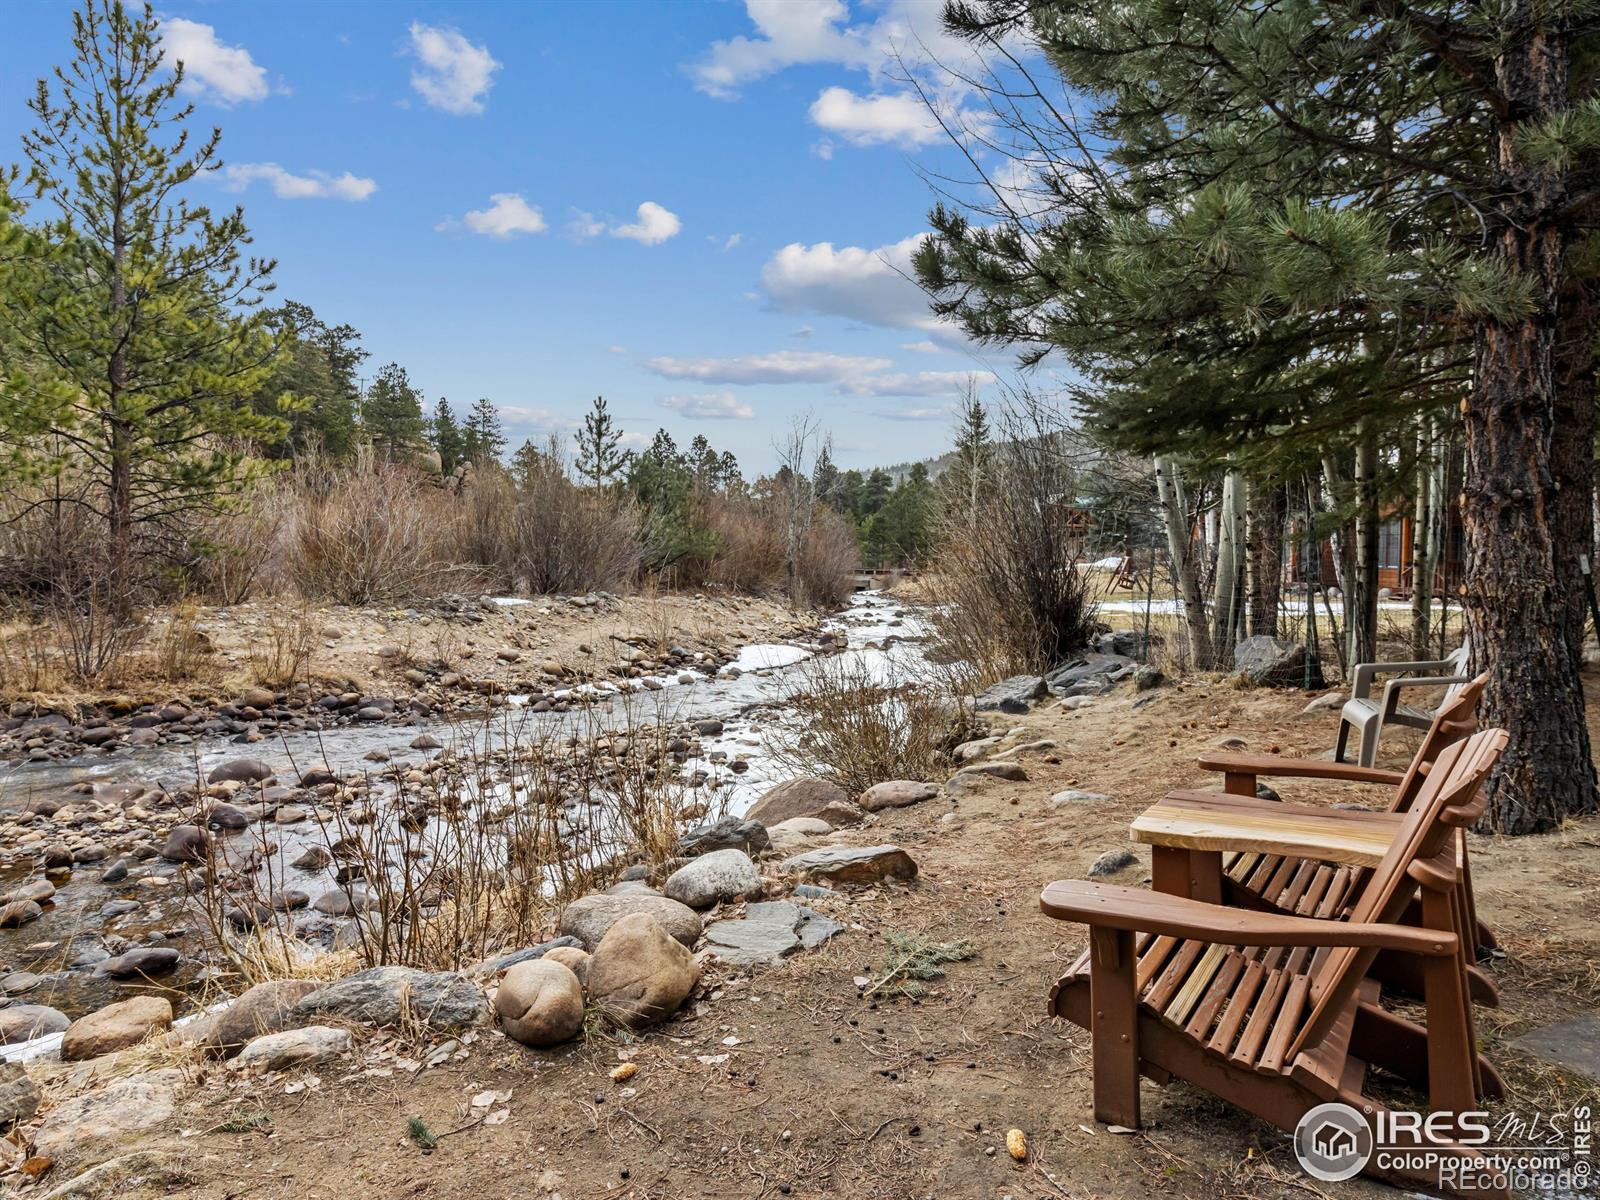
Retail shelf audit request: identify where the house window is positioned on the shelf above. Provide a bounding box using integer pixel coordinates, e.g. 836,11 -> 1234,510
1378,520 -> 1404,569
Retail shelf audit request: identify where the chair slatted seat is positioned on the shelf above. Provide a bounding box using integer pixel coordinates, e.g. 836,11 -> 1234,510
1043,729 -> 1511,1200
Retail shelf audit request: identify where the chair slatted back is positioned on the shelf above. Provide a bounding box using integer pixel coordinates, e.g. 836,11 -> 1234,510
1286,728 -> 1506,1063
1438,644 -> 1473,708
1391,670 -> 1488,813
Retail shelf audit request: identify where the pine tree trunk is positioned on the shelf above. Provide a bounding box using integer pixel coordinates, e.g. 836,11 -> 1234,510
1247,478 -> 1285,637
1465,10 -> 1598,832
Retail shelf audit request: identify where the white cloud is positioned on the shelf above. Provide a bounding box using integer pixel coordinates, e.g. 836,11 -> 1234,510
221,163 -> 377,201
692,0 -> 876,98
161,18 -> 268,105
811,140 -> 835,161
443,193 -> 547,238
408,22 -> 499,115
761,234 -> 938,332
644,350 -> 892,385
808,87 -> 941,147
835,370 -> 995,398
706,232 -> 743,251
569,210 -> 608,239
611,202 -> 682,245
900,340 -> 942,354
876,404 -> 959,421
660,391 -> 756,420
499,405 -> 577,434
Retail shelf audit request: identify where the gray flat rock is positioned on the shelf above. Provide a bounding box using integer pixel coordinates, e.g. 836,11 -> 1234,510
703,901 -> 844,966
1509,1013 -> 1600,1079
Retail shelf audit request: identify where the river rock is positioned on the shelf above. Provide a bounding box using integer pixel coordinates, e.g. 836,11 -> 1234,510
0,1062 -> 41,1127
2,879 -> 55,905
240,687 -> 276,709
94,947 -> 180,978
586,913 -> 699,1029
495,960 -> 585,1047
1089,847 -> 1139,877
675,815 -> 770,858
207,758 -> 274,785
1049,789 -> 1113,807
294,966 -> 489,1032
0,900 -> 43,928
663,849 -> 762,909
542,945 -> 591,986
558,892 -> 701,950
61,995 -> 174,1061
747,778 -> 853,826
1234,636 -> 1306,687
160,824 -> 209,863
974,674 -> 1048,713
199,979 -> 321,1056
703,901 -> 843,967
232,1025 -> 352,1071
0,1004 -> 69,1045
859,780 -> 939,811
31,1069 -> 182,1167
466,936 -> 584,979
953,736 -> 1001,763
292,845 -> 333,870
779,844 -> 918,886
204,803 -> 250,830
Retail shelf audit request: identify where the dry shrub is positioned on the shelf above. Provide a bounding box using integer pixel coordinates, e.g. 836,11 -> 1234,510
765,654 -> 974,794
926,399 -> 1101,681
458,462 -> 641,595
279,456 -> 475,603
150,603 -> 217,684
181,487 -> 288,605
794,506 -> 860,608
699,496 -> 857,607
247,605 -> 317,688
701,496 -> 784,593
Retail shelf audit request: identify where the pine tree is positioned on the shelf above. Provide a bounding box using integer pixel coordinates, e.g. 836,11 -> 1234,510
0,0 -> 288,605
429,399 -> 462,474
461,397 -> 505,463
943,386 -> 991,528
255,302 -> 364,459
920,0 -> 1600,832
573,394 -> 629,487
362,363 -> 424,461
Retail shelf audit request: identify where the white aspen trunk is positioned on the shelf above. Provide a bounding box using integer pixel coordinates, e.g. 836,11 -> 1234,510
1210,471 -> 1244,650
1154,455 -> 1216,669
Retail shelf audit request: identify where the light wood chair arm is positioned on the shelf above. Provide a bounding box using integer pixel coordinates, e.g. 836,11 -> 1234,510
1195,753 -> 1406,787
1040,881 -> 1458,956
1135,792 -> 1402,867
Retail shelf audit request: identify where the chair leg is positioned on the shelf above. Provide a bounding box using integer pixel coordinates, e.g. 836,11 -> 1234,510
1089,926 -> 1140,1129
1357,714 -> 1381,768
1421,886 -> 1477,1122
1334,717 -> 1352,763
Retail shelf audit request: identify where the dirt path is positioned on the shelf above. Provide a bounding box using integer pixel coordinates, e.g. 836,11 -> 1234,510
24,678 -> 1600,1199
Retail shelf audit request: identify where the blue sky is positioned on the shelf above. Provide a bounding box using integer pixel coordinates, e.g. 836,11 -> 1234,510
0,0 -> 1024,473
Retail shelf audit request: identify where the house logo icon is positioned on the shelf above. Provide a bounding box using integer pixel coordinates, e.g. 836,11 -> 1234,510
1294,1102 -> 1374,1181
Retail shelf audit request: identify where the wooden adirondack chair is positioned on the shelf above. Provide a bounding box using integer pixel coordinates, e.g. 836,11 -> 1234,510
1334,644 -> 1472,767
1043,729 -> 1510,1200
1194,672 -> 1496,966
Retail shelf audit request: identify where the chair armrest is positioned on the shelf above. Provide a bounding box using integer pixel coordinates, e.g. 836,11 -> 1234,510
1194,753 -> 1406,787
1380,674 -> 1472,719
1351,658 -> 1455,701
1040,880 -> 1457,956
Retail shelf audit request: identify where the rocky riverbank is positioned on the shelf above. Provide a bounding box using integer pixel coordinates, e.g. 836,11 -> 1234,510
1,589 -> 821,764
4,652 -> 1597,1199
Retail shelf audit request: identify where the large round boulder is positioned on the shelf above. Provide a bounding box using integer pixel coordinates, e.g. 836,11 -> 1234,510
206,758 -> 274,785
746,778 -> 856,826
558,892 -> 701,950
61,995 -> 174,1061
495,960 -> 585,1047
197,979 -> 321,1057
663,849 -> 762,910
0,1004 -> 69,1046
586,913 -> 699,1029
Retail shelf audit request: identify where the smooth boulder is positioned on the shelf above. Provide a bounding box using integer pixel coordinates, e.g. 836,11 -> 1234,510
558,892 -> 701,950
294,966 -> 489,1032
974,675 -> 1048,713
0,1004 -> 68,1046
206,758 -> 273,784
495,959 -> 585,1047
61,996 -> 174,1061
746,778 -> 853,826
232,1025 -> 352,1071
198,979 -> 321,1056
586,913 -> 699,1029
779,844 -> 918,886
662,849 -> 762,910
0,1062 -> 41,1128
859,780 -> 938,811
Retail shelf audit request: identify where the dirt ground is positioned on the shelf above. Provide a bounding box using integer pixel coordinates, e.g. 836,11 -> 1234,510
17,677 -> 1600,1200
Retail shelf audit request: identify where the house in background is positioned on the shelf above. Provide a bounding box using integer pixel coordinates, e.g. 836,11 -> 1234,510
1287,507 -> 1467,596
